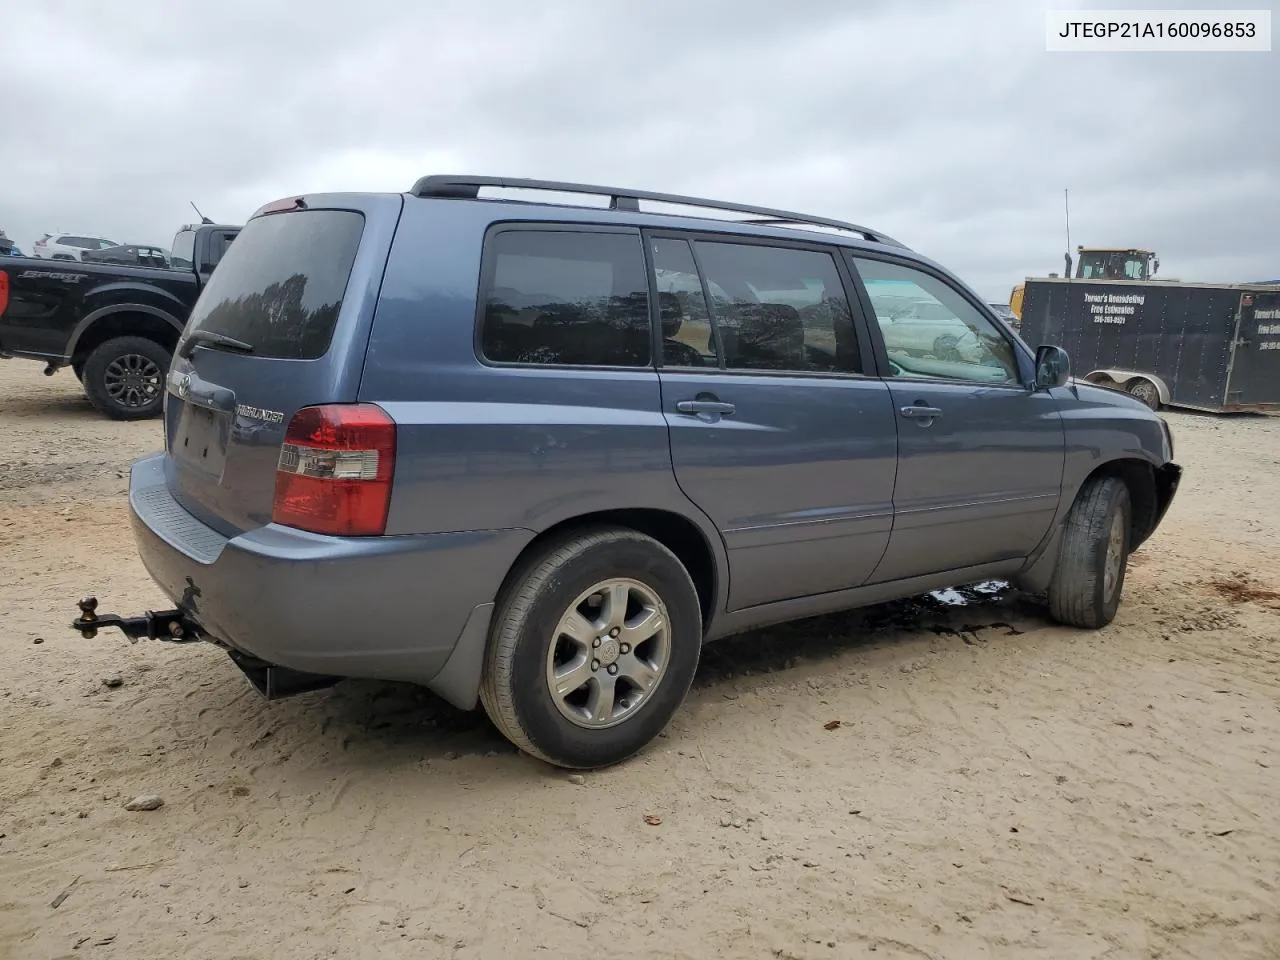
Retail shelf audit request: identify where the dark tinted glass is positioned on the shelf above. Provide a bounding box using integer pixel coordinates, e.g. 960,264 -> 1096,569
183,210 -> 364,361
693,241 -> 860,374
480,230 -> 650,367
652,238 -> 716,367
217,232 -> 237,261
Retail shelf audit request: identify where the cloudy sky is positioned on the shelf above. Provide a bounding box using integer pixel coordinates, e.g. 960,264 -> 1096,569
2,0 -> 1276,298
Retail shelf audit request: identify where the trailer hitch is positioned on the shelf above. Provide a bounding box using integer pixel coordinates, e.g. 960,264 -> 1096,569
70,597 -> 203,643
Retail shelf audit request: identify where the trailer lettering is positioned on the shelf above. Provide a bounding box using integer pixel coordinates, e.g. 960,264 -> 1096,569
1255,309 -> 1280,320
1260,342 -> 1280,351
1086,291 -> 1145,325
1258,323 -> 1280,335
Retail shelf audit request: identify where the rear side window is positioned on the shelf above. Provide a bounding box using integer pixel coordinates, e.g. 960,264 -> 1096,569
184,210 -> 364,361
479,230 -> 651,367
171,230 -> 195,269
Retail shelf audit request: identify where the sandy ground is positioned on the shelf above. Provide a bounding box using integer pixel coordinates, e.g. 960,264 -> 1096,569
1,359 -> 1278,960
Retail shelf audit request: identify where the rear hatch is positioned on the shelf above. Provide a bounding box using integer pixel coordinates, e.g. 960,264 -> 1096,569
163,194 -> 404,537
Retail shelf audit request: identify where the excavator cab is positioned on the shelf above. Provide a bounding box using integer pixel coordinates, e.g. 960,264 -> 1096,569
1073,247 -> 1158,281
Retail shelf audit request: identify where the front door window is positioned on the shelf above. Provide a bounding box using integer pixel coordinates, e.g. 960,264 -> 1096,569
853,258 -> 1020,385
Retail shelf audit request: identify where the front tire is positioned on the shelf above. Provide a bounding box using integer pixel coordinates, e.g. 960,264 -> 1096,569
82,336 -> 170,420
1047,476 -> 1131,629
479,528 -> 702,769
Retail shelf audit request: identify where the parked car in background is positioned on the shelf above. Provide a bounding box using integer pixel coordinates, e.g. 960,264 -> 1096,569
82,244 -> 172,269
0,231 -> 21,256
68,176 -> 1181,771
32,233 -> 121,261
867,289 -> 1003,371
0,222 -> 240,419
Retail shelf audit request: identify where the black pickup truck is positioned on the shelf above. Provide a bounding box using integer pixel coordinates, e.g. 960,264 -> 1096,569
0,222 -> 239,419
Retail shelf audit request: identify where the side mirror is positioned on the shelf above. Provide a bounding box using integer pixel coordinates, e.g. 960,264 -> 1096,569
1035,345 -> 1070,389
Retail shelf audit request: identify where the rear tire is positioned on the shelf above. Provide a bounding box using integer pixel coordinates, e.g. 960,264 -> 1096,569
479,527 -> 702,769
1047,476 -> 1131,629
1126,378 -> 1161,410
82,336 -> 170,421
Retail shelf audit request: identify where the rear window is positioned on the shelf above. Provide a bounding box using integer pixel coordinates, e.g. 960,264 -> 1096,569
184,210 -> 364,361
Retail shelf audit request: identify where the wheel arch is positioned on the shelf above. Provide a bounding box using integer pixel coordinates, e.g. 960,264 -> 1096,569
500,508 -> 724,634
1082,458 -> 1160,549
1017,455 -> 1167,594
1085,369 -> 1171,405
67,305 -> 183,368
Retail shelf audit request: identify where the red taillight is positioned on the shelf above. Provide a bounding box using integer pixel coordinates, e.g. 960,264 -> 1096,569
0,270 -> 8,317
272,404 -> 396,536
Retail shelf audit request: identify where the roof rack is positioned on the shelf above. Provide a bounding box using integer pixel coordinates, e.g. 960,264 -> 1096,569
409,175 -> 906,248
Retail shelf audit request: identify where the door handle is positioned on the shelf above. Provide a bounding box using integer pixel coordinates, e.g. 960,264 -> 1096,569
899,404 -> 943,420
676,399 -> 736,416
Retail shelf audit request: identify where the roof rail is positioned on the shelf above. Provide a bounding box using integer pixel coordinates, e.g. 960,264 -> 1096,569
408,175 -> 906,247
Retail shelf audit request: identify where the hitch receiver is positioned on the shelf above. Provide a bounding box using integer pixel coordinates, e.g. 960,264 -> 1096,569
71,597 -> 203,643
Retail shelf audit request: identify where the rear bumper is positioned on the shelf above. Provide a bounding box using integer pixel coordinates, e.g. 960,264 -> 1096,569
127,454 -> 532,704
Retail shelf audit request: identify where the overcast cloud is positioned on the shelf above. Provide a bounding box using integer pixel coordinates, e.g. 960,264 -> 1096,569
2,0 -> 1276,298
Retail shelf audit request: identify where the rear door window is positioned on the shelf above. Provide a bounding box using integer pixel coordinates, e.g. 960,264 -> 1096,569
692,241 -> 863,374
652,238 -> 717,367
478,229 -> 651,367
183,210 -> 364,361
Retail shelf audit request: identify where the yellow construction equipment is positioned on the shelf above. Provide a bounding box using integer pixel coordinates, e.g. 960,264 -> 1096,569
1010,246 -> 1159,319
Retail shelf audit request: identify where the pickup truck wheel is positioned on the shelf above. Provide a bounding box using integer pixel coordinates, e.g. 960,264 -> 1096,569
480,528 -> 702,769
1047,476 -> 1131,629
82,336 -> 170,420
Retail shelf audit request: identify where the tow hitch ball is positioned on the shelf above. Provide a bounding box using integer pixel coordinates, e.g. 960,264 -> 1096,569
71,597 -> 200,643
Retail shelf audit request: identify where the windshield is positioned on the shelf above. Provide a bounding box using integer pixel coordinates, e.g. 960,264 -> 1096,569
170,230 -> 195,270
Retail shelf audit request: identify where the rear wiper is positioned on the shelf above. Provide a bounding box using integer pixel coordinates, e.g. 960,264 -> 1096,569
178,330 -> 254,359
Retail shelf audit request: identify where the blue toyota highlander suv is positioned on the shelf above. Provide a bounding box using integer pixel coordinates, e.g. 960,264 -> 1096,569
72,176 -> 1181,769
